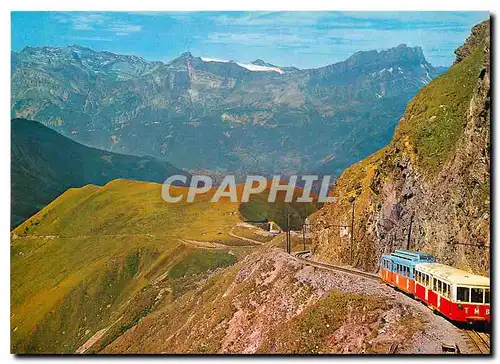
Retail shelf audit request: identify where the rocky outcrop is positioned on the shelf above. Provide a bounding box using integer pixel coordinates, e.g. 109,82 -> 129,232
310,20 -> 490,275
454,21 -> 490,64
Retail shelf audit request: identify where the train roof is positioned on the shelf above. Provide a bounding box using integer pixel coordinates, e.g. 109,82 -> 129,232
416,263 -> 490,287
383,250 -> 434,263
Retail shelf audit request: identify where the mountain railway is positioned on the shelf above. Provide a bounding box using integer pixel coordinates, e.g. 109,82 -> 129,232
463,328 -> 490,354
294,251 -> 380,282
292,248 -> 491,355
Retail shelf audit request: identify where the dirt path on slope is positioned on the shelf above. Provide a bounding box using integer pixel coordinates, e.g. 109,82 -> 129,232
228,226 -> 265,246
75,315 -> 123,354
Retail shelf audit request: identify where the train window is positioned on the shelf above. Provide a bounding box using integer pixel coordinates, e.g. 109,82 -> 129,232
437,280 -> 442,294
485,289 -> 490,304
433,278 -> 437,291
445,283 -> 450,298
457,287 -> 470,303
471,288 -> 484,303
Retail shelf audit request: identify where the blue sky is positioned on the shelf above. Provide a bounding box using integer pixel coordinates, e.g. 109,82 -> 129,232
11,11 -> 489,68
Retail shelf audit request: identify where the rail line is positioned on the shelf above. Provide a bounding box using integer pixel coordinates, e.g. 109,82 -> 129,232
463,328 -> 490,354
293,251 -> 492,355
293,251 -> 380,282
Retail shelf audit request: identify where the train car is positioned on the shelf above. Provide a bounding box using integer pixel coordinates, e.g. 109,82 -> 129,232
414,263 -> 490,323
380,250 -> 435,295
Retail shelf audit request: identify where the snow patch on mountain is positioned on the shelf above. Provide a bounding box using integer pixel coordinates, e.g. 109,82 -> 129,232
201,57 -> 285,74
200,57 -> 230,63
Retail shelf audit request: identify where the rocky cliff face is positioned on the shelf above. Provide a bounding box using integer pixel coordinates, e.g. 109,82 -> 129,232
310,20 -> 490,276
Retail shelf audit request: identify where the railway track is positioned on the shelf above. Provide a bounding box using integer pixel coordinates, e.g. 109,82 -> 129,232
463,328 -> 490,354
293,251 -> 380,282
294,251 -> 492,355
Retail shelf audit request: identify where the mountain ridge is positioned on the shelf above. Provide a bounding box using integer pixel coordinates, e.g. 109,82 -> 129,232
11,118 -> 189,227
12,43 -> 445,176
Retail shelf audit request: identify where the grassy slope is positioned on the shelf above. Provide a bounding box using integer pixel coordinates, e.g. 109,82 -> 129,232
101,242 -> 421,354
11,179 -> 246,353
11,118 -> 189,228
11,177 -> 320,353
395,44 -> 485,173
257,291 -> 387,354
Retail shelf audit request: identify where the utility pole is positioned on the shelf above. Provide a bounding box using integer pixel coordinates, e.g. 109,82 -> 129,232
302,220 -> 306,251
350,199 -> 355,265
286,210 -> 292,254
406,213 -> 414,250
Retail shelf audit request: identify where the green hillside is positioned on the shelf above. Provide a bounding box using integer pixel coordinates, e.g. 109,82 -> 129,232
11,118 -> 189,227
11,179 -> 247,353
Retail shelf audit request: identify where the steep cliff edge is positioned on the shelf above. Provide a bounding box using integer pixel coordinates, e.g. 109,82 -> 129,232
310,20 -> 490,275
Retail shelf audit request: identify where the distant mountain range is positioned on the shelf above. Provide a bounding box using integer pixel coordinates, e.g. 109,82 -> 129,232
11,44 -> 446,176
11,118 -> 189,227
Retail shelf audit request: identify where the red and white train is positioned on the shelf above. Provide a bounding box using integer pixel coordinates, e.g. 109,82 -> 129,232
380,250 -> 490,324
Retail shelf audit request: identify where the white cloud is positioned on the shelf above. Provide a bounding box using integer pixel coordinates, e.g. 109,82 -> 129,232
206,32 -> 314,46
108,24 -> 143,36
213,12 -> 327,26
64,35 -> 113,42
58,13 -> 143,37
63,13 -> 110,31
